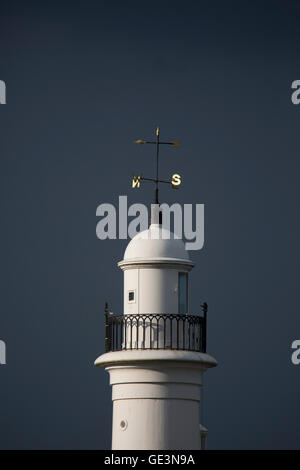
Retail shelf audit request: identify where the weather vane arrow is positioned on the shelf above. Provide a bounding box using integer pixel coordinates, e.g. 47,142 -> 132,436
132,127 -> 181,204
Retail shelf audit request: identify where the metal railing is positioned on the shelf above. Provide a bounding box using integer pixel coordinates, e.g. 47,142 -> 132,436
104,303 -> 207,353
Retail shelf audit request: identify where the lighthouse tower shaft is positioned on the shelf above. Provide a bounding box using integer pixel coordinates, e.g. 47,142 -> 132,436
95,219 -> 217,450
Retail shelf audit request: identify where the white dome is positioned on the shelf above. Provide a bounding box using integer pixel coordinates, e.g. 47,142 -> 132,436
123,224 -> 190,262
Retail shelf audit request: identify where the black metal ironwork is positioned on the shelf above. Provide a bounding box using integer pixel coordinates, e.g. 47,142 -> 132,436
104,305 -> 207,353
104,302 -> 109,353
201,302 -> 208,354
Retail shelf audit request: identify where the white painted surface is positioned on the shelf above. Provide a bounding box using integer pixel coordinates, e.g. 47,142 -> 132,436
123,224 -> 191,263
95,349 -> 218,368
139,268 -> 177,313
95,351 -> 217,450
112,398 -> 200,450
123,268 -> 180,314
121,224 -> 193,316
123,269 -> 139,314
94,222 -> 217,450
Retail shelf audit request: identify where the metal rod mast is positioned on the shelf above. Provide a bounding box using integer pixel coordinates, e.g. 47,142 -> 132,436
155,127 -> 160,204
133,127 -> 181,208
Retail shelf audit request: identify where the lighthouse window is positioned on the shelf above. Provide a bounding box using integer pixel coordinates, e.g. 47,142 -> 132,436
128,291 -> 135,302
178,272 -> 188,314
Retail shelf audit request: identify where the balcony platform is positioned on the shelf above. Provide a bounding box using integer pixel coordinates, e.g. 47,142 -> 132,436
95,349 -> 217,369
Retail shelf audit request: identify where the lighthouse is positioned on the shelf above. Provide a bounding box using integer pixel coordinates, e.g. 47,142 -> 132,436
95,128 -> 217,450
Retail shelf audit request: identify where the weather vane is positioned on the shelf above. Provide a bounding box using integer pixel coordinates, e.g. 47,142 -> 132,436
132,127 -> 181,204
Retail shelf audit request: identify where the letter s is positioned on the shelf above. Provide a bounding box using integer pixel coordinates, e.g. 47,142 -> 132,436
172,173 -> 181,187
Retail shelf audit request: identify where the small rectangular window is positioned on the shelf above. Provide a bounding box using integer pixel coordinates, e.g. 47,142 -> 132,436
128,291 -> 135,302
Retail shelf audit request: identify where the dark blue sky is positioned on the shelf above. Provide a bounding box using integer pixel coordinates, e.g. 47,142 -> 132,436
0,0 -> 300,449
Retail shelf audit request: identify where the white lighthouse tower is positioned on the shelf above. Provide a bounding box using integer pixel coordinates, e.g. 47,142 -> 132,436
95,129 -> 217,450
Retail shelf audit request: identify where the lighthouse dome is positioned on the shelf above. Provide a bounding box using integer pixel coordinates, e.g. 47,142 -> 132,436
123,224 -> 191,263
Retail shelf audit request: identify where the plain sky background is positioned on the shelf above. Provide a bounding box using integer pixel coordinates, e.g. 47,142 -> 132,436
0,0 -> 300,449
